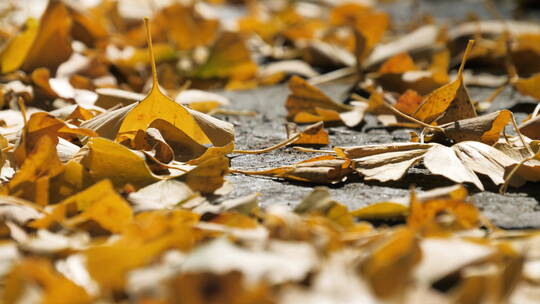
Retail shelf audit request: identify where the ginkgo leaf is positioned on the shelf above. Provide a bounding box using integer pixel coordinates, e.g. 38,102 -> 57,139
154,4 -> 219,50
3,258 -> 90,304
78,137 -> 160,189
105,20 -> 234,152
329,3 -> 389,55
339,141 -> 518,190
65,180 -> 132,234
285,76 -> 352,123
413,40 -> 477,124
511,74 -> 540,101
0,18 -> 39,74
21,0 -> 73,73
85,210 -> 200,291
394,89 -> 424,116
294,187 -> 353,228
2,136 -> 64,206
286,122 -> 329,146
236,155 -> 352,184
31,179 -> 132,234
351,185 -> 468,220
374,52 -> 447,95
14,112 -> 97,166
378,53 -> 419,74
424,144 -> 483,189
519,114 -> 540,139
70,9 -> 108,47
191,32 -> 257,81
179,155 -> 229,193
117,20 -> 209,144
360,227 -> 421,299
408,189 -> 481,235
428,110 -> 512,145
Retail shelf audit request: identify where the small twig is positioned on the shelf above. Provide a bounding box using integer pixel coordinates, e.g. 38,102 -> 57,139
293,147 -> 336,154
500,153 -> 537,194
233,134 -> 300,154
230,168 -> 285,176
484,83 -> 508,104
380,100 -> 445,132
17,97 -> 27,126
532,103 -> 540,118
509,112 -> 534,157
308,67 -> 355,86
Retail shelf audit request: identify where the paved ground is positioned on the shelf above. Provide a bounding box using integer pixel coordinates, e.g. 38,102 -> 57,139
217,0 -> 540,228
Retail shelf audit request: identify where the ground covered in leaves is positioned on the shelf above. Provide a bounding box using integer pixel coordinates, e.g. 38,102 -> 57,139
2,0 -> 540,303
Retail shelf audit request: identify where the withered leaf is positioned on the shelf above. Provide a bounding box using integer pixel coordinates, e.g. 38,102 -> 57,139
413,40 -> 477,124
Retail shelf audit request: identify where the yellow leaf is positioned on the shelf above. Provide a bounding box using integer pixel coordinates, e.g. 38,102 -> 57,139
14,112 -> 97,166
0,18 -> 38,73
85,235 -> 174,291
155,4 -> 218,50
66,180 -> 132,233
351,202 -> 409,220
378,53 -> 418,74
192,32 -> 257,80
3,136 -> 64,205
407,189 -> 480,235
31,179 -> 132,233
513,73 -> 540,101
22,0 -> 73,73
79,137 -> 159,188
285,76 -> 351,123
3,258 -> 90,304
180,155 -> 229,193
117,19 -> 212,145
414,40 -> 477,124
361,227 -> 421,299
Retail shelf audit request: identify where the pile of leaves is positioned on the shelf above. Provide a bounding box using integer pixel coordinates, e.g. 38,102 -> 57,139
0,0 -> 540,303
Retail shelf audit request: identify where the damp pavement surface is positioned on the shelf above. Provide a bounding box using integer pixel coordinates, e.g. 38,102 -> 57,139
215,0 -> 540,229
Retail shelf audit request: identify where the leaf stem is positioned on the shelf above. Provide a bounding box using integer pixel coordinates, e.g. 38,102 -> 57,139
381,99 -> 444,132
233,134 -> 300,154
509,112 -> 534,157
458,40 -> 475,78
143,17 -> 159,90
499,154 -> 536,194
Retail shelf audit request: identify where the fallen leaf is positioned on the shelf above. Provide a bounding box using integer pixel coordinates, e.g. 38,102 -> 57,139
21,0 -> 73,73
191,32 -> 257,81
427,110 -> 512,145
77,137 -> 159,188
519,114 -> 540,139
360,227 -> 421,299
413,40 -> 477,124
2,136 -> 64,205
236,155 -> 352,184
3,258 -> 91,304
154,4 -> 218,51
340,140 -> 517,190
286,122 -> 329,146
351,184 -> 468,220
285,75 -> 351,123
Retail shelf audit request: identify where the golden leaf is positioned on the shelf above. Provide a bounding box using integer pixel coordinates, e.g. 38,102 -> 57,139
413,40 -> 477,124
21,0 -> 73,73
0,19 -> 38,73
285,76 -> 351,123
79,137 -> 159,189
3,258 -> 90,304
